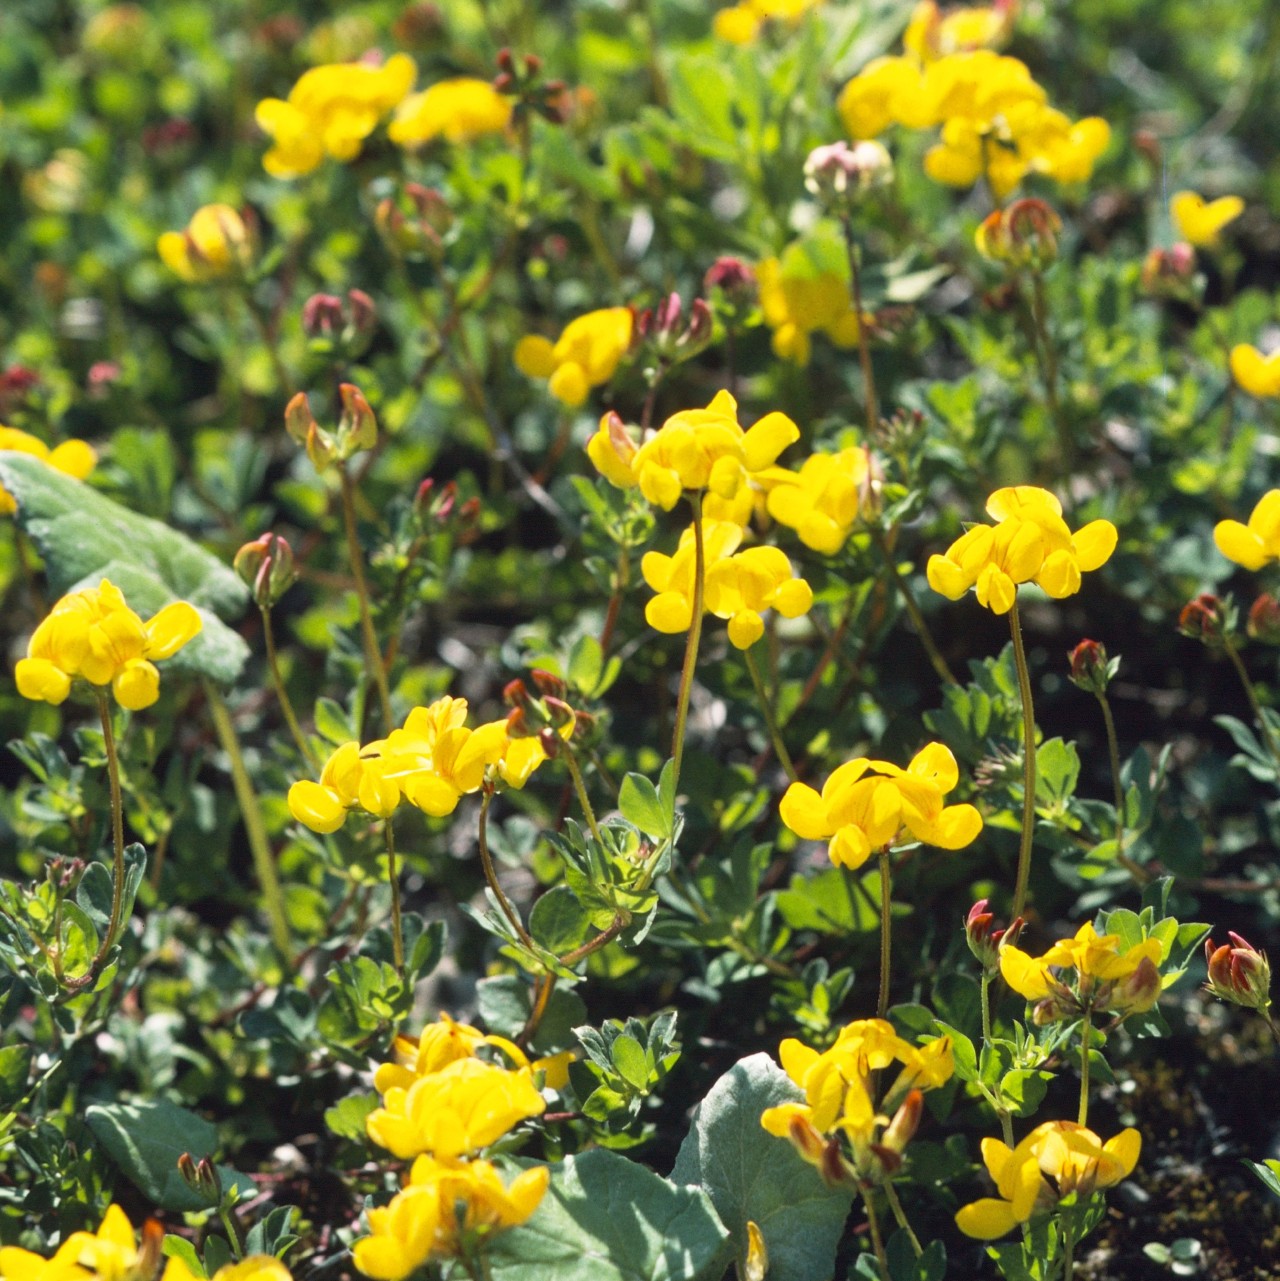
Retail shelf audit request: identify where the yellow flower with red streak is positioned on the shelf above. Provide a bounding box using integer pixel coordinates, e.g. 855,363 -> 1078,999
255,54 -> 417,177
0,425 -> 97,515
157,205 -> 254,282
927,486 -> 1117,614
388,78 -> 512,147
15,580 -> 201,711
1170,191 -> 1243,250
779,741 -> 982,870
955,1120 -> 1140,1239
514,308 -> 633,407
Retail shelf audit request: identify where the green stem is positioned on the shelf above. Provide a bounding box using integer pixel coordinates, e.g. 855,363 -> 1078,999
877,849 -> 893,1019
1222,632 -> 1280,772
882,1182 -> 923,1257
339,465 -> 394,734
205,682 -> 291,955
860,1189 -> 891,1281
870,525 -> 959,686
598,544 -> 631,658
841,215 -> 879,438
1095,690 -> 1151,885
385,821 -> 404,979
562,745 -> 603,844
261,606 -> 318,768
1029,272 -> 1073,475
981,969 -> 994,1044
478,786 -> 534,950
1062,1213 -> 1076,1281
219,1201 -> 248,1261
1009,600 -> 1038,920
744,645 -> 797,781
97,692 -> 127,952
670,497 -> 706,800
1077,1009 -> 1091,1127
243,289 -> 291,397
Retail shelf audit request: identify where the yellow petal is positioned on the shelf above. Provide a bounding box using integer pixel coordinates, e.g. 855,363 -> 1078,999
15,657 -> 72,705
144,601 -> 202,660
1071,519 -> 1118,572
728,609 -> 764,649
288,781 -> 347,833
742,412 -> 799,472
514,335 -> 556,379
1214,519 -> 1269,570
779,783 -> 830,840
955,1197 -> 1020,1240
113,660 -> 160,710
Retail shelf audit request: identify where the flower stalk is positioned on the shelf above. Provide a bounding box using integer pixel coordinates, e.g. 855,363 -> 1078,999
385,821 -> 404,979
1009,600 -> 1038,920
670,494 -> 706,799
744,644 -> 797,782
339,463 -> 394,733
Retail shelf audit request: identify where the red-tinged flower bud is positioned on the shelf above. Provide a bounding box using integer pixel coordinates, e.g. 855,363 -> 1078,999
543,696 -> 576,731
704,256 -> 756,297
1140,243 -> 1197,300
87,360 -> 122,398
571,709 -> 595,738
1248,594 -> 1280,645
458,497 -> 482,527
1205,933 -> 1272,1013
1032,990 -> 1077,1025
523,53 -> 542,75
537,726 -> 562,759
655,292 -> 683,337
505,707 -> 532,739
504,679 -> 533,711
819,1135 -> 852,1187
138,1220 -> 165,1276
392,3 -> 445,46
337,383 -> 377,454
284,391 -> 336,471
496,47 -> 514,74
686,297 -> 714,347
302,293 -> 344,339
965,899 -> 1022,971
1178,593 -> 1232,648
881,1089 -> 922,1154
531,669 -> 567,699
347,288 -> 377,336
1108,955 -> 1162,1017
493,72 -> 515,93
976,198 -> 1062,269
1133,129 -> 1161,166
176,1153 -> 221,1204
869,1144 -> 904,1177
803,140 -> 893,208
1067,638 -> 1115,694
234,531 -> 298,609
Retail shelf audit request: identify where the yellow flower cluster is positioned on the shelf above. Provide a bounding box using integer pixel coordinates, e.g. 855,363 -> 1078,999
1000,921 -> 1162,1022
1214,490 -> 1280,569
287,696 -> 551,833
388,78 -> 512,148
255,54 -> 417,177
0,424 -> 97,515
15,580 -> 202,711
765,445 -> 881,554
955,1120 -> 1141,1239
641,519 -> 813,650
1229,344 -> 1280,399
927,486 -> 1117,615
355,1015 -> 554,1279
1169,190 -> 1243,250
757,257 -> 863,368
157,205 -> 254,282
0,1204 -> 290,1281
761,1019 -> 953,1183
838,18 -> 1109,200
712,0 -> 824,45
514,308 -> 634,407
779,741 -> 982,870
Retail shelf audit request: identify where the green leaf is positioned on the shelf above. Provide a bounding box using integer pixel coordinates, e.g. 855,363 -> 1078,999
1000,1069 -> 1051,1118
0,453 -> 249,685
324,1092 -> 378,1141
530,886 -> 593,956
887,1230 -> 946,1281
0,1044 -> 32,1110
162,1236 -> 206,1280
611,1035 -> 649,1091
477,974 -> 587,1052
1248,1158 -> 1280,1202
244,1206 -> 299,1259
85,1098 -> 256,1211
487,1149 -> 729,1281
670,1053 -> 853,1281
619,772 -> 670,840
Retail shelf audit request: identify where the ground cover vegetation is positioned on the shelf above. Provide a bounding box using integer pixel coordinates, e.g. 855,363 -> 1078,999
2,0 -> 1280,1278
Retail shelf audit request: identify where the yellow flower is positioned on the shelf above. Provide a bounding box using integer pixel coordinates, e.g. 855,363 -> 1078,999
956,1121 -> 1140,1239
255,53 -> 417,178
904,0 -> 1016,63
1229,343 -> 1280,399
366,1057 -> 547,1160
757,258 -> 863,367
1214,489 -> 1280,570
389,78 -> 512,147
627,392 -> 799,511
779,741 -> 982,870
287,739 -> 401,833
927,486 -> 1117,614
0,425 -> 97,515
374,1013 -> 491,1094
712,0 -> 823,43
157,205 -> 253,282
836,56 -> 928,139
514,308 -> 633,407
15,580 -> 201,710
765,446 -> 881,554
1170,191 -> 1244,249
641,520 -> 812,649
352,1157 -> 548,1280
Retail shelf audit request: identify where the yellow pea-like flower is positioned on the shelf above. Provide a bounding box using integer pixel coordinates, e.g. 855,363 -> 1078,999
157,205 -> 253,282
0,425 -> 97,515
515,308 -> 633,408
389,78 -> 512,147
1170,190 -> 1243,249
757,259 -> 863,368
1229,344 -> 1280,399
1214,489 -> 1280,570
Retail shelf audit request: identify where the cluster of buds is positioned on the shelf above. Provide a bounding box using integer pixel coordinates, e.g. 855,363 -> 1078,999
285,384 -> 376,472
703,256 -> 757,318
374,183 -> 453,260
502,670 -> 592,760
495,48 -> 568,125
964,899 -> 1023,973
234,532 -> 298,609
1247,594 -> 1280,645
45,857 -> 86,894
632,293 -> 713,366
786,1089 -> 926,1189
1140,243 -> 1197,301
176,1152 -> 223,1206
975,198 -> 1062,270
803,140 -> 894,211
1204,932 -> 1271,1014
1178,592 -> 1235,649
1067,638 -> 1119,695
413,478 -> 481,532
302,289 -> 377,359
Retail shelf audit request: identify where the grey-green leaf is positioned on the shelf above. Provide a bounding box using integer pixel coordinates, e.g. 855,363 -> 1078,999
486,1149 -> 730,1281
670,1053 -> 853,1281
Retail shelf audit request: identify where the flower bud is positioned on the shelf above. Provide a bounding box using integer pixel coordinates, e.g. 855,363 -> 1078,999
302,293 -> 344,340
375,184 -> 452,260
537,726 -> 562,759
975,198 -> 1061,269
176,1153 -> 222,1204
531,669 -> 566,699
965,899 -> 1023,971
1204,932 -> 1272,1013
1108,955 -> 1161,1017
1140,243 -> 1197,300
284,391 -> 336,472
543,696 -> 576,732
337,383 -> 377,454
504,679 -> 533,712
1178,593 -> 1233,648
87,361 -> 122,399
1248,594 -> 1280,645
505,707 -> 532,739
803,140 -> 894,209
234,532 -> 298,609
881,1089 -> 923,1155
704,256 -> 756,298
1067,639 -> 1115,694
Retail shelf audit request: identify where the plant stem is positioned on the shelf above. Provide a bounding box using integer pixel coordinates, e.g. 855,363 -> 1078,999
562,745 -> 603,844
339,464 -> 393,733
385,821 -> 404,978
1095,689 -> 1151,885
1222,632 -> 1280,772
877,849 -> 893,1019
97,692 -> 127,951
1062,1214 -> 1076,1281
670,496 -> 706,799
882,1182 -> 923,1257
477,786 -> 534,950
841,215 -> 879,438
1028,271 -> 1073,475
205,682 -> 291,956
870,525 -> 959,686
599,544 -> 631,657
1078,1009 -> 1092,1127
1009,600 -> 1038,920
861,1189 -> 891,1281
744,645 -> 797,781
261,606 -> 318,768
